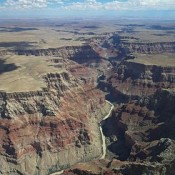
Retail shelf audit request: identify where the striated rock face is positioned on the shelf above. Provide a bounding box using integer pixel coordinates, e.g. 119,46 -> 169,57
62,86 -> 175,175
99,89 -> 175,175
63,159 -> 166,175
0,45 -> 101,64
0,69 -> 111,175
123,42 -> 175,54
1,29 -> 175,175
0,35 -> 115,174
65,89 -> 175,175
1,34 -> 175,61
99,61 -> 175,103
90,34 -> 175,61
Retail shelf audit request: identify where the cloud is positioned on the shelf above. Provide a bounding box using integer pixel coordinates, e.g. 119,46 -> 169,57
1,0 -> 175,10
64,0 -> 103,10
64,0 -> 175,10
5,0 -> 46,8
4,0 -> 64,8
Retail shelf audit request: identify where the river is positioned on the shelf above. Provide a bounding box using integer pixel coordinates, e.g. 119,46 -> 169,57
50,100 -> 114,174
99,100 -> 114,159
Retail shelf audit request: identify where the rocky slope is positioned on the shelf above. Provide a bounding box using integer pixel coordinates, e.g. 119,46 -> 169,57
90,34 -> 175,61
1,30 -> 175,175
63,159 -> 166,175
0,64 -> 111,175
57,33 -> 175,175
64,89 -> 175,175
0,45 -> 101,63
98,60 -> 175,103
105,89 -> 175,174
0,38 -> 112,175
123,42 -> 175,54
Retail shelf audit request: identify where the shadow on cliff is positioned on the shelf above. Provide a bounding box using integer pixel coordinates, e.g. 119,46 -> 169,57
70,46 -> 101,64
0,41 -> 36,50
0,59 -> 19,74
101,115 -> 131,161
0,27 -> 38,32
107,140 -> 131,161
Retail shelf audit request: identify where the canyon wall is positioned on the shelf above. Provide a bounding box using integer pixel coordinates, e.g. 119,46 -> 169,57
0,45 -> 101,64
98,60 -> 175,103
0,70 -> 111,175
123,42 -> 175,54
1,32 -> 175,175
65,89 -> 175,175
61,33 -> 175,175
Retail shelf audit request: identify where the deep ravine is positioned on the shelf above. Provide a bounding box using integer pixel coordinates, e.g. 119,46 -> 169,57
49,100 -> 114,175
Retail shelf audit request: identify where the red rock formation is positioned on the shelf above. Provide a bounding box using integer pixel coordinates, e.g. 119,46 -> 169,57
100,61 -> 175,103
0,68 -> 111,175
66,89 -> 175,175
123,42 -> 175,54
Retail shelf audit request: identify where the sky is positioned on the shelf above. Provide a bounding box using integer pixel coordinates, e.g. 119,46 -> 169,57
0,0 -> 175,19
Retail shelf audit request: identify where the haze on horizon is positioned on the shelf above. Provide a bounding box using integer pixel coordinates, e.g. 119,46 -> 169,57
0,0 -> 175,20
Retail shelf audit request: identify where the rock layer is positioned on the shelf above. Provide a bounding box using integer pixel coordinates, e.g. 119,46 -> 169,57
123,42 -> 175,54
0,69 -> 111,175
99,60 -> 175,103
64,89 -> 175,175
1,29 -> 175,175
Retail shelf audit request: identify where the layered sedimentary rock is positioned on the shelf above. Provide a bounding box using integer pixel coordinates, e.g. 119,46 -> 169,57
57,33 -> 175,175
1,28 -> 175,175
91,34 -> 175,60
0,45 -> 101,63
0,68 -> 111,175
123,42 -> 175,54
99,60 -> 175,103
103,89 -> 175,174
65,89 -> 175,175
63,159 -> 166,175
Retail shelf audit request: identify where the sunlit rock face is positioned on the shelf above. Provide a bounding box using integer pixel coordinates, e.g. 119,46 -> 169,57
59,34 -> 175,175
0,44 -> 112,175
1,23 -> 175,175
64,89 -> 175,175
0,70 -> 111,175
98,60 -> 175,104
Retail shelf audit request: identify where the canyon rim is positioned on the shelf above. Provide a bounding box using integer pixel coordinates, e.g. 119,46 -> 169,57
0,1 -> 175,174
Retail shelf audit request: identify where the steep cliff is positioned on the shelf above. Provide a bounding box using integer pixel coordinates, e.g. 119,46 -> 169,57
65,89 -> 175,175
63,159 -> 166,175
123,42 -> 175,54
99,60 -> 175,103
100,89 -> 175,175
0,69 -> 111,175
90,34 -> 175,61
0,45 -> 101,64
1,28 -> 175,175
59,33 -> 175,175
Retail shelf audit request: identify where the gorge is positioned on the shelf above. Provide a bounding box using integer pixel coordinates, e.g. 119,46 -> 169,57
0,20 -> 175,175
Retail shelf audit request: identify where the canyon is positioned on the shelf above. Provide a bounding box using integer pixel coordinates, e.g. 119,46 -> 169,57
0,20 -> 175,175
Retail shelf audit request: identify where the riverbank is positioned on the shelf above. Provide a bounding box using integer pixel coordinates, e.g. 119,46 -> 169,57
50,100 -> 114,174
100,100 -> 114,159
50,170 -> 63,175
